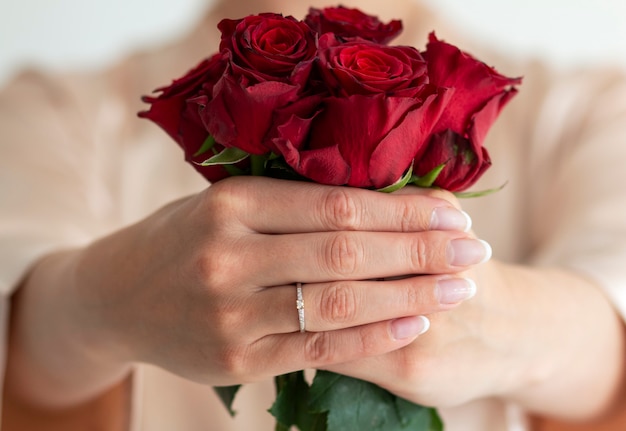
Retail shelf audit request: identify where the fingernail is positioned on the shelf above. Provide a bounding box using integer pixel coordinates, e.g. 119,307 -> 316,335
448,239 -> 492,266
430,207 -> 472,232
391,315 -> 430,340
436,277 -> 477,304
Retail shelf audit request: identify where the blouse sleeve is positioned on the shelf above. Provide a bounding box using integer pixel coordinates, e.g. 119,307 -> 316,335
527,66 -> 626,319
0,70 -> 121,295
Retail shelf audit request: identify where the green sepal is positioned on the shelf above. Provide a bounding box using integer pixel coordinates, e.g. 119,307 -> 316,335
198,147 -> 249,166
193,135 -> 216,157
250,154 -> 268,176
222,164 -> 246,176
411,162 -> 446,188
213,385 -> 241,416
377,165 -> 413,193
453,181 -> 508,199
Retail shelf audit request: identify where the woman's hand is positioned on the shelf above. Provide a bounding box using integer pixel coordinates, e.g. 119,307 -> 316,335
77,177 -> 489,383
6,177 -> 490,409
323,189 -> 625,422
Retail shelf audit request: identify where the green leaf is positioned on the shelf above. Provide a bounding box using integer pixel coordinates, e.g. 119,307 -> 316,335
213,385 -> 241,416
395,397 -> 442,430
428,409 -> 444,431
198,147 -> 249,166
453,181 -> 508,199
412,163 -> 446,188
309,371 -> 439,431
377,165 -> 413,193
269,371 -> 327,431
193,135 -> 216,157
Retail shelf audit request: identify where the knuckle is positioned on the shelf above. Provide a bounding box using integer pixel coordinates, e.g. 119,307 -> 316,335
304,332 -> 336,364
211,302 -> 240,334
200,178 -> 248,224
322,188 -> 361,230
324,233 -> 363,277
354,326 -> 378,356
319,282 -> 359,325
215,345 -> 251,380
409,235 -> 430,271
425,189 -> 461,209
194,250 -> 232,291
401,281 -> 425,311
399,200 -> 429,232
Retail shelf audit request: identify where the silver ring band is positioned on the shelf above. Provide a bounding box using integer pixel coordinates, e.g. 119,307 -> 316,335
296,282 -> 305,332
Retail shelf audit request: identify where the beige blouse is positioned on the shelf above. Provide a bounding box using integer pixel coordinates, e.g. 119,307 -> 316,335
2,2 -> 626,430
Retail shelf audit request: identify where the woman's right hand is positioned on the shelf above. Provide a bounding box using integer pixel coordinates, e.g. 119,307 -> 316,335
8,177 -> 490,408
87,177 -> 490,383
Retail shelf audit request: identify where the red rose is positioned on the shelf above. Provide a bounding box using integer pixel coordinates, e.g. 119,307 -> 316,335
197,75 -> 320,156
316,33 -> 428,97
218,13 -> 317,84
413,33 -> 522,191
184,14 -> 321,160
272,34 -> 450,188
304,6 -> 402,44
138,53 -> 231,182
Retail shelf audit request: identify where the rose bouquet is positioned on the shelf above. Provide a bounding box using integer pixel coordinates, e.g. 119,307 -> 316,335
140,5 -> 521,431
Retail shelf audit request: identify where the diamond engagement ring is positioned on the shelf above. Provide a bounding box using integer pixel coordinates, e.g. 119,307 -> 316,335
296,282 -> 305,332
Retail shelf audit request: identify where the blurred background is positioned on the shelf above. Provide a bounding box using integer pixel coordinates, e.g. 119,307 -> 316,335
0,0 -> 625,87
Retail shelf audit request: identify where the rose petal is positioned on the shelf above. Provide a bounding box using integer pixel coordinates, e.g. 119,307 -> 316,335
424,33 -> 521,135
304,6 -> 402,44
295,94 -> 446,188
202,74 -> 301,155
370,88 -> 451,188
414,130 -> 491,191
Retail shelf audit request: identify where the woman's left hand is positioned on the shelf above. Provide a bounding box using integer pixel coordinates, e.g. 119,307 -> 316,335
324,190 -> 626,422
324,261 -> 522,408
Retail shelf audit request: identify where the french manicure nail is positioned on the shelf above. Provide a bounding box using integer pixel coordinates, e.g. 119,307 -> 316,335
448,239 -> 492,266
391,315 -> 430,340
436,277 -> 477,304
430,207 -> 472,232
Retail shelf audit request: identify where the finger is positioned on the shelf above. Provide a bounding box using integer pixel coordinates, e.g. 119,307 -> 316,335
245,316 -> 430,378
211,177 -> 471,234
254,276 -> 476,334
245,230 -> 491,286
393,185 -> 462,209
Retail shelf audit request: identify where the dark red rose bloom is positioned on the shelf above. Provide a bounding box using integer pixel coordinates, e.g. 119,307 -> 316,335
181,14 -> 322,159
140,14 -> 322,184
304,6 -> 402,44
196,74 -> 320,156
271,34 -> 450,188
413,33 -> 522,191
138,53 -> 232,182
140,14 -> 520,193
317,33 -> 428,97
218,13 -> 317,84
273,92 -> 450,188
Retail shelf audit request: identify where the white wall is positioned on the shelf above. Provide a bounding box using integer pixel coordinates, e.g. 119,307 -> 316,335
423,0 -> 626,68
1,0 -> 625,86
0,0 -> 208,85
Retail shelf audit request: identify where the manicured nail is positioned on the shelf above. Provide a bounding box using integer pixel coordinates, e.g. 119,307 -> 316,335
436,277 -> 477,304
391,315 -> 430,340
430,207 -> 472,232
448,239 -> 492,266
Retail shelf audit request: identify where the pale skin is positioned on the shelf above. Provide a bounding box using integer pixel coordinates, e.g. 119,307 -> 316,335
3,0 -> 626,430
